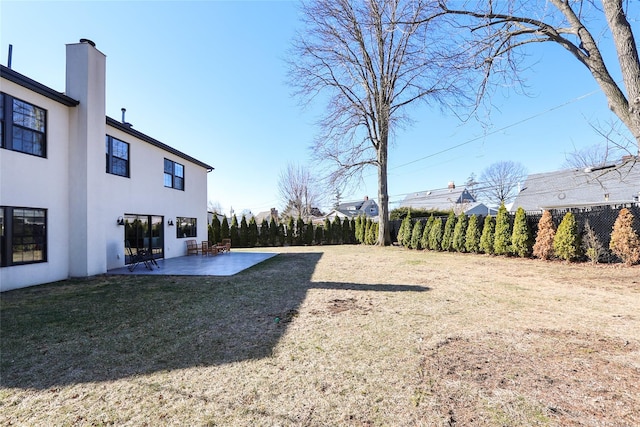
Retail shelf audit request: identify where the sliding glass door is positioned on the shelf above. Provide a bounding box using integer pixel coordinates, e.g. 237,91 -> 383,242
124,214 -> 164,264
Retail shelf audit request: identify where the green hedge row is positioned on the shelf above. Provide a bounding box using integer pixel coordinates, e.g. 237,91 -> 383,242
396,205 -> 640,265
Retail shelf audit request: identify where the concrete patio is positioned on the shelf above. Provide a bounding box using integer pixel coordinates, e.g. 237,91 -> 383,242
107,251 -> 279,276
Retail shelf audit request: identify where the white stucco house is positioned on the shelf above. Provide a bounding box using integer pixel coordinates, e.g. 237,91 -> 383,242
0,39 -> 213,292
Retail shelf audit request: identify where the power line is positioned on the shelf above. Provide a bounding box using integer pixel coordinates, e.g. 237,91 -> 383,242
388,90 -> 600,171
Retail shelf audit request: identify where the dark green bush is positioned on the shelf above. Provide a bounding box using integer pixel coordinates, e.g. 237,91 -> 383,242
493,204 -> 511,255
465,215 -> 481,253
554,212 -> 580,261
452,213 -> 467,253
511,207 -> 531,257
480,215 -> 495,254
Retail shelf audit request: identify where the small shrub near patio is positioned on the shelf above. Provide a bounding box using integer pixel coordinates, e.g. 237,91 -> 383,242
582,220 -> 606,264
533,210 -> 555,260
511,207 -> 531,257
441,212 -> 456,251
480,215 -> 495,254
554,212 -> 580,262
494,204 -> 511,255
410,220 -> 423,250
465,214 -> 481,253
429,217 -> 443,251
609,208 -> 640,266
452,213 -> 468,253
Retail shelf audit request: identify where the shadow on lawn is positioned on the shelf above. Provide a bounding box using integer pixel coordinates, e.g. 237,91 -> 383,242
0,252 -> 429,390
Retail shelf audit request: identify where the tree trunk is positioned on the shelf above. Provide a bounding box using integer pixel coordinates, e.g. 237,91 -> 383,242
601,0 -> 640,149
377,127 -> 391,246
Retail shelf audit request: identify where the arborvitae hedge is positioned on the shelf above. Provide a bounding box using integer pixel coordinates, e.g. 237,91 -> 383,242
421,215 -> 434,250
332,216 -> 343,244
410,220 -> 423,250
429,217 -> 443,251
493,204 -> 511,255
314,223 -> 324,245
239,215 -> 249,248
286,217 -> 294,246
480,215 -> 495,254
366,221 -> 378,245
221,216 -> 230,239
277,223 -> 286,246
248,217 -> 258,248
269,217 -> 284,246
465,215 -> 481,253
296,217 -> 305,245
582,220 -> 605,264
609,208 -> 640,265
230,215 -> 239,246
397,210 -> 412,247
259,218 -> 269,246
554,212 -> 580,261
324,218 -> 332,244
452,213 -> 467,253
511,207 -> 530,257
211,215 -> 221,244
441,212 -> 456,251
533,210 -> 555,260
355,216 -> 364,243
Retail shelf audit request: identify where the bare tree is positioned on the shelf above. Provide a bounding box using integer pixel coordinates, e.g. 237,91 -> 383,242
478,161 -> 527,206
564,120 -> 635,168
277,163 -> 319,220
289,0 -> 470,245
436,0 -> 640,152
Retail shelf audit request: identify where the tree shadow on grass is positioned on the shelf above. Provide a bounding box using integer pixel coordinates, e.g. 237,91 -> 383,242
0,252 -> 429,390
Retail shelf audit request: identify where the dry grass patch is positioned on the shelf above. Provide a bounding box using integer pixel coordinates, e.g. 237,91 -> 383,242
1,246 -> 638,426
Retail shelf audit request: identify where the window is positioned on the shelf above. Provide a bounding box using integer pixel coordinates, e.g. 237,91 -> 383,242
177,217 -> 197,238
164,159 -> 184,190
105,135 -> 130,177
0,207 -> 47,267
0,93 -> 47,157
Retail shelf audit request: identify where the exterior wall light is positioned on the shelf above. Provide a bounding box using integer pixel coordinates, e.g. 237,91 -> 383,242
117,216 -> 125,226
167,219 -> 174,226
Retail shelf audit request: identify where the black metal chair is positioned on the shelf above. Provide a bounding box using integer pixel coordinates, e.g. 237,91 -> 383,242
125,240 -> 159,271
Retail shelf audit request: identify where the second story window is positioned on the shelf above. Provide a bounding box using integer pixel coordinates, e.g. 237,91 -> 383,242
164,159 -> 184,190
1,93 -> 47,157
105,135 -> 130,177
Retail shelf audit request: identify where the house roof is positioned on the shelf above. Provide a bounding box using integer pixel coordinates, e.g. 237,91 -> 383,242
512,158 -> 640,212
1,65 -> 79,106
107,117 -> 214,171
2,65 -> 214,172
332,198 -> 379,218
401,187 -> 476,211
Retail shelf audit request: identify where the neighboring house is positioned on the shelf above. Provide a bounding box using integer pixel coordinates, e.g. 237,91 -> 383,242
511,157 -> 640,213
325,196 -> 379,220
1,40 -> 214,292
401,182 -> 494,216
254,208 -> 280,225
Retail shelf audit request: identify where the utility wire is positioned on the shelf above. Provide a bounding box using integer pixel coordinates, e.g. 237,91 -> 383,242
388,90 -> 600,171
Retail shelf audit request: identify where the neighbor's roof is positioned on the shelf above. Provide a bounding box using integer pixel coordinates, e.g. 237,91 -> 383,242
512,158 -> 640,212
401,187 -> 475,211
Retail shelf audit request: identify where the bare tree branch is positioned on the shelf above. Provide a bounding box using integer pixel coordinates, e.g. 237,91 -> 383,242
288,0 -> 471,245
437,0 -> 640,149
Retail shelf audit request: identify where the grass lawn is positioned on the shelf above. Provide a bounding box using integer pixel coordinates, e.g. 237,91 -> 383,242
1,245 -> 639,426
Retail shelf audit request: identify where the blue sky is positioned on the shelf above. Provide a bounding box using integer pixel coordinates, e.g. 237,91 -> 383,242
1,1 -> 632,216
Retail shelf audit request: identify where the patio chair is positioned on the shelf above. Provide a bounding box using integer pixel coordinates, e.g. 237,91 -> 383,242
217,238 -> 231,253
125,240 -> 159,271
201,241 -> 218,256
186,239 -> 199,255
